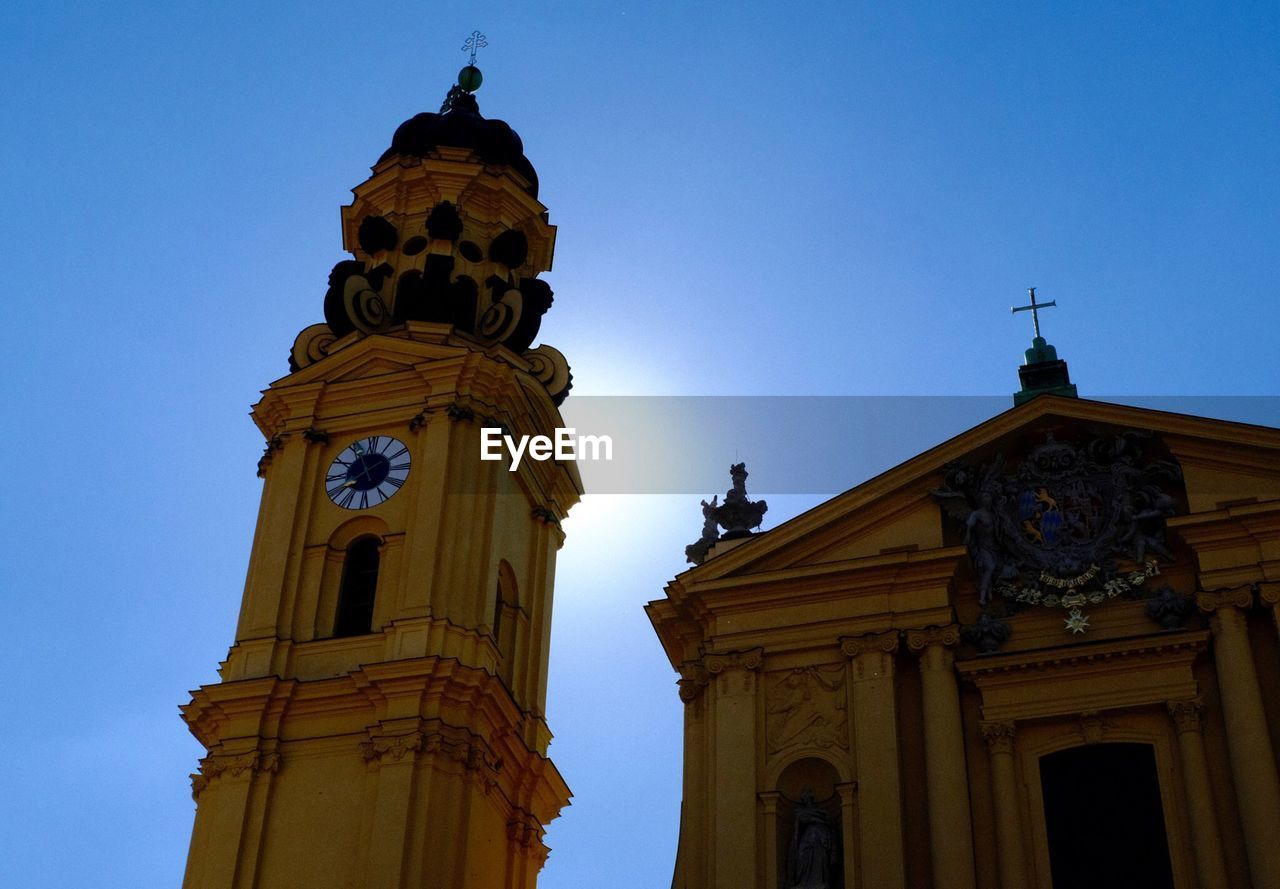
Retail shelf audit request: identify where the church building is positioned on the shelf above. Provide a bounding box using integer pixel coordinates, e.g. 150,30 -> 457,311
178,56 -> 1280,889
651,337 -> 1280,889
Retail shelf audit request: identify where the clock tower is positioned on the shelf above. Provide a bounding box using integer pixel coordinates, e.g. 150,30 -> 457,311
180,64 -> 581,889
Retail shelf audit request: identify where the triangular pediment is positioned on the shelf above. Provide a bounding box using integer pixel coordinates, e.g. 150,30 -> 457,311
686,396 -> 1280,582
272,333 -> 475,389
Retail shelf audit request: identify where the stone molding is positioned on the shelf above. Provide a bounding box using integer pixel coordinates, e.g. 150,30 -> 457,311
1168,697 -> 1205,734
980,720 -> 1016,754
1196,587 -> 1254,613
956,631 -> 1209,679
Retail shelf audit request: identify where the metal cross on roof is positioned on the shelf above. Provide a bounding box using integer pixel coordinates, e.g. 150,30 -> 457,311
1011,287 -> 1058,339
462,30 -> 488,66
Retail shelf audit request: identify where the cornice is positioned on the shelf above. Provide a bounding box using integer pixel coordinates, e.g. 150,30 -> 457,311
956,630 -> 1210,679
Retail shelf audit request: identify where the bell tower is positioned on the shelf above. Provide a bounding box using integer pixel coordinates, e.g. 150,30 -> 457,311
180,61 -> 581,889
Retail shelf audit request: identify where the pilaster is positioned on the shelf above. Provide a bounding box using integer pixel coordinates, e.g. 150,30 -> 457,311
705,648 -> 763,889
361,727 -> 424,888
840,630 -> 905,889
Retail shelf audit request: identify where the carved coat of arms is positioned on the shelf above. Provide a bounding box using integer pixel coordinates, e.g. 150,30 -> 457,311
932,431 -> 1181,616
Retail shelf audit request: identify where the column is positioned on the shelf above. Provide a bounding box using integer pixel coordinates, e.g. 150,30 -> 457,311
1197,588 -> 1280,889
1260,581 -> 1280,638
705,649 -> 763,889
980,721 -> 1027,889
841,631 -> 906,889
906,626 -> 977,889
1167,699 -> 1230,889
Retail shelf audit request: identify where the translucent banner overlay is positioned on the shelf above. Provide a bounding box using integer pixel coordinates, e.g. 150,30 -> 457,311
467,396 -> 1280,496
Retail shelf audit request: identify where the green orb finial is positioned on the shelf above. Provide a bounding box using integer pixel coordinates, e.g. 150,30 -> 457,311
458,64 -> 483,93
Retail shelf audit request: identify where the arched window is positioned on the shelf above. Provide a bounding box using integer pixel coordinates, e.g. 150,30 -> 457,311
334,536 -> 380,637
493,561 -> 519,669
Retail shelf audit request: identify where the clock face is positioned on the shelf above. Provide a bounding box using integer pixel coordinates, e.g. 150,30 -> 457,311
325,435 -> 411,510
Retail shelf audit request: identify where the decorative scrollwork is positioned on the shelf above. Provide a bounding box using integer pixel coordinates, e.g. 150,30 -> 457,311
290,323 -> 336,371
522,344 -> 573,406
343,275 -> 391,333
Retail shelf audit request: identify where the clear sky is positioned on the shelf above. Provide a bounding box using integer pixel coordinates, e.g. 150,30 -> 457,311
1,2 -> 1277,886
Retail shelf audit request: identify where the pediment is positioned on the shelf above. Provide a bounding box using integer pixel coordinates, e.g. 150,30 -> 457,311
271,333 -> 472,389
688,396 -> 1280,582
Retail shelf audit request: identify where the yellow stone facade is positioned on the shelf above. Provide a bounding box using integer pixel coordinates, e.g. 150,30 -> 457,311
181,90 -> 581,889
650,396 -> 1280,889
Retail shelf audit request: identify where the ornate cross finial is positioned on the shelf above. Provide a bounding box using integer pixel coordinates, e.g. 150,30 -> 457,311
462,30 -> 488,66
1011,287 -> 1057,339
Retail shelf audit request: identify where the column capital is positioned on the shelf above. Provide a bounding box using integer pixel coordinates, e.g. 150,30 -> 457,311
980,720 -> 1016,754
1168,697 -> 1205,734
704,647 -> 763,675
1196,587 -> 1253,614
191,748 -> 281,800
1258,581 -> 1280,609
905,624 -> 961,652
906,625 -> 961,672
841,630 -> 899,681
839,629 -> 900,659
361,731 -> 424,763
677,660 -> 710,703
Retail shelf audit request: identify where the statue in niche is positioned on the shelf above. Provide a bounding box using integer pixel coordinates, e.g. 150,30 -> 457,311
787,787 -> 837,889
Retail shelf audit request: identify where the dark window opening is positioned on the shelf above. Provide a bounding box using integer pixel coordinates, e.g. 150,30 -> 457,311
334,537 -> 380,637
492,583 -> 504,651
1040,742 -> 1174,889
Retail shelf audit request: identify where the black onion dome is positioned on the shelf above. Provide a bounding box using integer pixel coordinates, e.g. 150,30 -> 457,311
378,93 -> 539,197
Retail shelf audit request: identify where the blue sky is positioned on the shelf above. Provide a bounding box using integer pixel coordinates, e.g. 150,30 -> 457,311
1,2 -> 1277,886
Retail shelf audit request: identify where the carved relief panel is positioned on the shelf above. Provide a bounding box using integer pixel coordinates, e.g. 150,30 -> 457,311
765,666 -> 849,758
